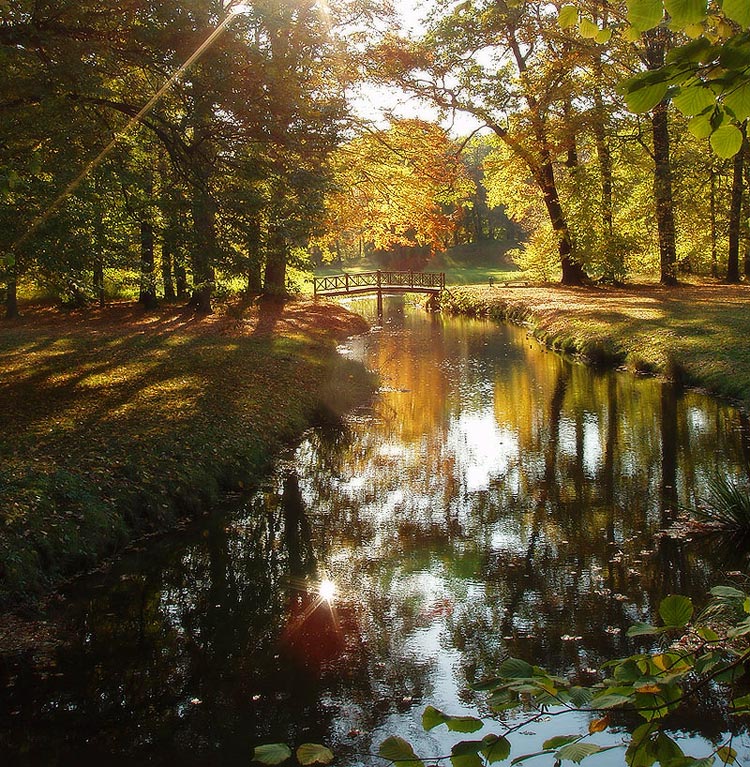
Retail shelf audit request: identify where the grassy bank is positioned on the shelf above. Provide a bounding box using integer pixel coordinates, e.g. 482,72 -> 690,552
0,298 -> 372,606
442,282 -> 750,404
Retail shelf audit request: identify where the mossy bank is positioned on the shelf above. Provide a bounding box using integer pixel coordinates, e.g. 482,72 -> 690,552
0,298 -> 372,607
442,283 -> 750,404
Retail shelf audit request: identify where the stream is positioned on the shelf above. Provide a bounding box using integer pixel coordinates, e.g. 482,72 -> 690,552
2,296 -> 750,766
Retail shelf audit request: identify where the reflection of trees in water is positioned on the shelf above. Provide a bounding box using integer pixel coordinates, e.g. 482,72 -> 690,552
4,307 -> 750,763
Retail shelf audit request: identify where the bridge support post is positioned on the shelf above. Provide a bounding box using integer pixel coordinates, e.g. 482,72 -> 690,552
376,270 -> 383,318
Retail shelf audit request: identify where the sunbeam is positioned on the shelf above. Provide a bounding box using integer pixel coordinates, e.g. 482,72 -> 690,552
10,9 -> 242,257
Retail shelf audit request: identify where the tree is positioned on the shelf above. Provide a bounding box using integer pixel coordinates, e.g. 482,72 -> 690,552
318,120 -> 475,262
373,1 -> 594,284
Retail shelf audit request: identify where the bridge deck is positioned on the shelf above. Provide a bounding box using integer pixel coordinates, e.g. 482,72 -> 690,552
313,270 -> 445,297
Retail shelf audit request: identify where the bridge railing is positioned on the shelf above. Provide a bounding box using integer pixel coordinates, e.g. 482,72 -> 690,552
313,270 -> 445,296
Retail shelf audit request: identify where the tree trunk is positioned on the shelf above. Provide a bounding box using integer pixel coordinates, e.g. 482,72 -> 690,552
246,219 -> 263,295
161,237 -> 176,301
651,102 -> 678,285
263,224 -> 287,296
186,5 -> 219,314
190,191 -> 217,312
175,255 -> 188,299
93,260 -> 105,307
5,267 -> 18,320
727,126 -> 746,284
139,218 -> 158,309
536,160 -> 587,285
592,55 -> 613,233
710,167 -> 718,278
644,28 -> 678,286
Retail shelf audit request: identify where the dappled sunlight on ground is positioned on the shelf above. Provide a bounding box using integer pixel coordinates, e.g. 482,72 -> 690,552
2,296 -> 370,343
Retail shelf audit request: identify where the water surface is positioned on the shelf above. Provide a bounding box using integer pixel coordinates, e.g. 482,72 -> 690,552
2,296 -> 749,765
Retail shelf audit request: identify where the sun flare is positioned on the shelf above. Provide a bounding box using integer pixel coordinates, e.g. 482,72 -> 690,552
318,578 -> 337,603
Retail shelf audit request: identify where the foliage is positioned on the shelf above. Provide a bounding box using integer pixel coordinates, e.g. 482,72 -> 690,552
693,474 -> 750,534
562,0 -> 750,157
317,120 -> 475,259
254,591 -> 750,766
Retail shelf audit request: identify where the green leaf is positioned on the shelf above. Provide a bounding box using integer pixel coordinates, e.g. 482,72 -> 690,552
655,733 -> 684,763
471,677 -> 504,692
724,82 -> 750,120
624,24 -> 643,41
590,692 -> 632,709
378,737 -> 425,767
659,595 -> 694,627
499,658 -> 534,679
696,625 -> 720,642
253,744 -> 293,765
451,740 -> 487,767
543,735 -> 579,750
717,746 -> 738,764
624,82 -> 669,113
422,705 -> 446,731
627,0 -> 665,30
558,4 -> 579,28
450,753 -> 483,767
556,743 -> 603,764
710,586 -> 747,599
579,17 -> 600,38
627,623 -> 664,637
482,735 -> 511,764
569,686 -> 594,707
664,0 -> 708,26
422,707 -> 484,734
666,37 -> 715,64
722,0 -> 750,27
511,751 -> 552,766
595,27 -> 613,43
688,113 -> 715,138
673,86 -> 716,115
297,744 -> 334,766
710,124 -> 744,158
730,693 -> 750,713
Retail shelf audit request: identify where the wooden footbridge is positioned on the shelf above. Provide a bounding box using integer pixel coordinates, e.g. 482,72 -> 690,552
313,270 -> 446,314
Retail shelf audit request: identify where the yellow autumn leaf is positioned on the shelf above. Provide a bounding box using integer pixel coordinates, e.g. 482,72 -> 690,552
589,716 -> 610,734
636,684 -> 662,694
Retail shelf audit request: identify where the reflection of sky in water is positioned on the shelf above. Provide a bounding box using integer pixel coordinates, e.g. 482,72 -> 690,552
448,409 -> 518,492
4,297 -> 750,766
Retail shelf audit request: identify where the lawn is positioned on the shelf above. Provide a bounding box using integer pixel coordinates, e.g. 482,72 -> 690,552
442,282 -> 750,404
0,298 -> 371,606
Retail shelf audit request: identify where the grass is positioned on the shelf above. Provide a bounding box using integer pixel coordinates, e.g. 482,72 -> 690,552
0,298 -> 372,606
441,281 -> 750,404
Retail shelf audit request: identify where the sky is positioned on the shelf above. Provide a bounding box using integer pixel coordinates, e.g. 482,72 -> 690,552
349,0 -> 485,137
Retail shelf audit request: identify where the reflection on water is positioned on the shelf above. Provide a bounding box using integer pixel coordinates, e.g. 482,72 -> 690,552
2,296 -> 750,765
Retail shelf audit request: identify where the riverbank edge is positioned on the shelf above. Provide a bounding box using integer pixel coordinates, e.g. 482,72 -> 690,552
440,283 -> 750,406
0,299 -> 374,624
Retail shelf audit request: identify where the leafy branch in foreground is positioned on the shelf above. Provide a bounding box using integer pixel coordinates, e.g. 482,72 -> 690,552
559,0 -> 750,158
254,589 -> 750,766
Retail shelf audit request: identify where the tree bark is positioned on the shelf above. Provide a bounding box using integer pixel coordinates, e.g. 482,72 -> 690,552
161,237 -> 176,301
644,28 -> 678,286
246,219 -> 263,295
263,223 -> 287,296
189,190 -> 217,312
139,218 -> 158,309
651,101 -> 678,285
5,267 -> 18,320
727,125 -> 746,284
710,167 -> 718,278
93,260 -> 105,307
535,160 -> 587,285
